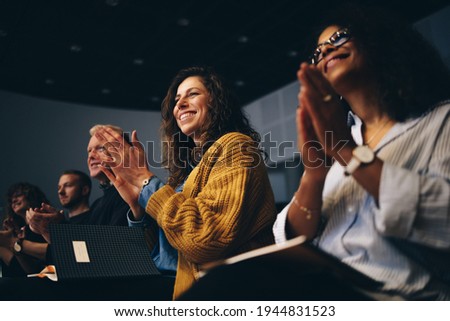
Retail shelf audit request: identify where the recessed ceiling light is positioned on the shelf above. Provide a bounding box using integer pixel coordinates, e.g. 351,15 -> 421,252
105,0 -> 119,6
237,36 -> 249,43
101,88 -> 111,94
287,50 -> 298,57
133,58 -> 144,65
235,80 -> 245,87
177,18 -> 190,27
70,44 -> 82,52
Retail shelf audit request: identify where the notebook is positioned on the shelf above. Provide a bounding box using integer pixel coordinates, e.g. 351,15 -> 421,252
201,235 -> 382,290
49,224 -> 160,280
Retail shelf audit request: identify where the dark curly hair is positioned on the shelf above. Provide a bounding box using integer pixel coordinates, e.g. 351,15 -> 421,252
4,182 -> 49,228
308,3 -> 450,121
160,66 -> 261,187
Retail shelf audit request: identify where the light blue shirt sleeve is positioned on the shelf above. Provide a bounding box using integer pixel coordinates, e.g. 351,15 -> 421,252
127,175 -> 179,275
127,176 -> 165,227
139,176 -> 165,210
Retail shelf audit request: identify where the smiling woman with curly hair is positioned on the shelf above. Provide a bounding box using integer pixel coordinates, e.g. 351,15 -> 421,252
95,65 -> 276,299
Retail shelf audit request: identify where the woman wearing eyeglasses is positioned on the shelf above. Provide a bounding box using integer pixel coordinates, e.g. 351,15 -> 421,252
272,4 -> 450,299
177,5 -> 450,301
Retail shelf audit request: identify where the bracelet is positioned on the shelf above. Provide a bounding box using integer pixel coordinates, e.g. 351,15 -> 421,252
292,193 -> 320,220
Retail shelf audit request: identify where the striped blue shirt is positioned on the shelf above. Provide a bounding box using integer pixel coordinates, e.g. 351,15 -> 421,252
273,101 -> 450,299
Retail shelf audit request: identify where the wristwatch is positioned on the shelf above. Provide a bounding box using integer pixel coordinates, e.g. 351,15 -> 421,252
344,145 -> 375,175
13,239 -> 23,254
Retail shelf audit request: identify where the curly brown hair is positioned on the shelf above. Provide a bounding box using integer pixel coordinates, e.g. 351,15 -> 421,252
160,66 -> 261,187
4,182 -> 49,229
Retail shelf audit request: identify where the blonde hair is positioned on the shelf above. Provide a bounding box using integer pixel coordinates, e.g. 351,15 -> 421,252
89,124 -> 124,137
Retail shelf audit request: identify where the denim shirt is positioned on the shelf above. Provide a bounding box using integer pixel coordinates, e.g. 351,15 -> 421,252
127,176 -> 179,274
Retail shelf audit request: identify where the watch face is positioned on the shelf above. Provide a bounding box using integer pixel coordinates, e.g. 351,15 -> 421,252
354,145 -> 375,163
13,241 -> 22,253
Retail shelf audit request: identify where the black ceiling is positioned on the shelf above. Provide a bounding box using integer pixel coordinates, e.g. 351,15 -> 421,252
0,0 -> 448,111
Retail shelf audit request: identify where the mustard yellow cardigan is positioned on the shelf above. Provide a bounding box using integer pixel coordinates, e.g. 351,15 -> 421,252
145,132 -> 276,299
